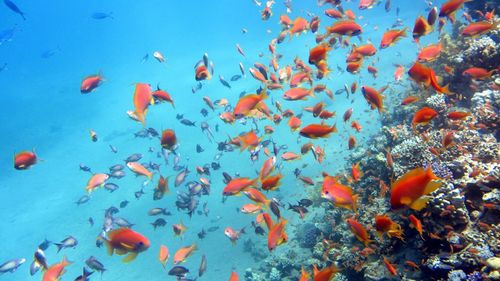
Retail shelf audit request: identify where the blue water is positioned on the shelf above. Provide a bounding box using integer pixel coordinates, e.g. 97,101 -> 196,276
0,0 -> 447,280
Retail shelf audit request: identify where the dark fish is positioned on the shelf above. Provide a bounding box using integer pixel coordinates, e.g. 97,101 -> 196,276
113,217 -> 134,228
180,119 -> 196,126
192,82 -> 202,93
222,172 -> 232,184
88,217 -> 94,226
75,195 -> 91,205
79,164 -> 91,173
219,75 -> 231,88
384,0 -> 391,12
109,145 -> 118,153
148,208 -> 171,216
74,267 -> 94,281
288,203 -> 308,216
196,144 -> 204,153
29,260 -> 40,276
207,226 -> 219,232
151,218 -> 167,229
3,0 -> 26,20
168,266 -> 189,277
134,189 -> 145,199
141,54 -> 149,64
211,162 -> 220,170
38,239 -> 51,251
109,164 -> 124,172
0,258 -> 26,274
110,170 -> 125,179
230,74 -> 242,81
176,113 -> 184,120
134,129 -> 149,138
41,47 -> 60,59
298,199 -> 313,207
55,236 -> 78,252
147,127 -> 159,137
91,12 -> 113,20
252,221 -> 265,235
105,206 -> 119,218
197,228 -> 207,239
119,200 -> 129,208
270,201 -> 281,219
199,255 -> 207,277
125,153 -> 142,162
85,256 -> 106,275
104,182 -> 119,192
200,108 -> 208,117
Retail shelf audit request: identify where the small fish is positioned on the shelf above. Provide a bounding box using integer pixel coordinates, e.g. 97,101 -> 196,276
74,267 -> 93,281
151,218 -> 167,229
85,256 -> 106,275
109,145 -> 118,153
180,119 -> 196,126
0,258 -> 26,274
41,47 -> 61,59
198,255 -> 207,277
79,164 -> 92,173
3,0 -> 26,20
219,75 -> 231,88
231,74 -> 242,81
55,236 -> 78,252
141,54 -> 149,64
75,195 -> 91,206
91,12 -> 113,20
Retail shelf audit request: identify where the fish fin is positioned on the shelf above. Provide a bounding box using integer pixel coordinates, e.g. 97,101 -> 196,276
120,242 -> 135,250
409,197 -> 430,211
400,196 -> 412,206
115,248 -> 128,255
122,252 -> 138,263
423,181 -> 441,195
104,240 -> 114,256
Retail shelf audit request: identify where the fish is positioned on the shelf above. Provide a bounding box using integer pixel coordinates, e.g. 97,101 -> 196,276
92,12 -> 113,19
105,228 -> 150,263
81,73 -> 104,94
42,256 -> 72,281
85,173 -> 109,193
85,256 -> 106,275
14,150 -> 38,170
383,257 -> 398,276
346,218 -> 372,246
361,86 -> 385,113
267,218 -> 288,251
412,107 -> 438,130
439,0 -> 469,24
390,167 -> 442,210
417,42 -> 442,62
408,214 -> 424,239
380,28 -> 408,48
0,258 -> 25,274
198,254 -> 207,277
229,271 -> 239,281
153,51 -> 166,63
412,16 -> 433,42
74,267 -> 93,281
322,175 -> 358,211
408,62 -> 450,94
131,83 -> 154,125
462,67 -> 496,80
158,245 -> 169,267
359,0 -> 376,9
219,75 -> 231,88
375,215 -> 404,240
224,227 -> 246,244
299,123 -> 337,138
126,162 -> 153,179
3,0 -> 26,20
173,244 -> 197,264
326,20 -> 363,36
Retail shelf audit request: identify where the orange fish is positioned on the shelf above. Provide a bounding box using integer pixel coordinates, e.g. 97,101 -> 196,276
233,90 -> 267,119
324,9 -> 343,19
321,175 -> 358,211
281,151 -> 300,161
309,44 -> 331,65
351,121 -> 362,132
127,162 -> 153,180
439,0 -> 469,23
80,72 -> 103,94
352,43 -> 377,56
412,107 -> 438,130
259,156 -> 276,180
105,228 -> 150,263
261,174 -> 282,191
244,187 -> 271,206
346,218 -> 372,246
408,214 -> 424,239
390,167 -> 442,210
289,17 -> 309,36
347,59 -> 363,74
348,135 -> 356,150
375,215 -> 404,240
361,86 -> 385,113
462,67 -> 496,80
326,20 -> 362,36
42,256 -> 72,281
359,0 -> 376,9
268,218 -> 288,251
222,178 -> 256,196
173,244 -> 197,264
229,271 -> 239,281
240,203 -> 263,214
14,150 -> 37,170
132,83 -> 154,125
152,86 -> 175,108
161,129 -> 177,151
408,62 -> 450,94
447,111 -> 471,120
283,87 -> 314,101
393,64 -> 405,81
299,266 -> 310,281
380,28 -> 407,48
288,115 -> 302,132
85,173 -> 109,193
299,123 -> 337,138
412,16 -> 433,42
401,96 -> 420,105
158,245 -> 169,268
313,264 -> 339,280
237,130 -> 261,151
220,112 -> 236,124
224,227 -> 246,244
351,162 -> 363,182
383,257 -> 398,276
417,42 -> 442,62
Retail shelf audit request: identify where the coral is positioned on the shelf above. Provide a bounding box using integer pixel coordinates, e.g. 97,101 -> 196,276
296,222 -> 321,248
269,267 -> 281,281
448,270 -> 467,281
391,136 -> 433,176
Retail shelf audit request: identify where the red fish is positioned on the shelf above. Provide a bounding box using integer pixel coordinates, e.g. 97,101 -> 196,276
42,256 -> 72,281
351,121 -> 362,132
412,16 -> 433,42
326,20 -> 362,36
321,175 -> 358,211
412,107 -> 438,130
289,17 -> 309,36
224,227 -> 246,245
346,218 -> 372,246
383,257 -> 398,276
152,86 -> 175,108
161,129 -> 177,151
361,86 -> 385,113
408,62 -> 450,94
439,0 -> 470,24
390,167 -> 442,210
352,43 -> 377,56
462,67 -> 496,80
375,215 -> 404,240
268,219 -> 288,251
309,44 -> 331,66
105,228 -> 150,263
380,28 -> 407,48
173,244 -> 197,264
80,72 -> 103,94
351,162 -> 363,181
299,123 -> 337,138
447,111 -> 471,120
132,83 -> 154,125
229,271 -> 239,281
408,214 -> 424,239
359,0 -> 376,9
223,178 -> 256,196
348,135 -> 356,150
417,42 -> 442,62
283,87 -> 314,101
233,90 -> 268,119
14,150 -> 37,170
195,62 -> 212,81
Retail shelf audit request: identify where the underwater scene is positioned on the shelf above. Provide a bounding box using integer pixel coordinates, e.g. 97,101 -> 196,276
1,0 -> 499,280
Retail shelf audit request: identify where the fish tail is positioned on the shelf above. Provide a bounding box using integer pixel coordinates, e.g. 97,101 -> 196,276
104,240 -> 114,256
